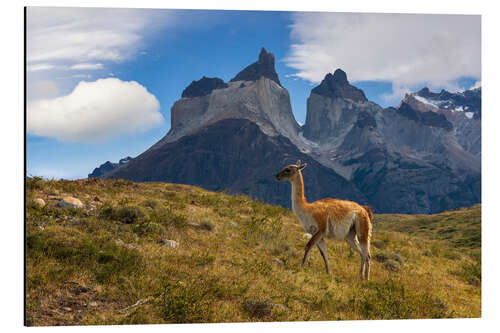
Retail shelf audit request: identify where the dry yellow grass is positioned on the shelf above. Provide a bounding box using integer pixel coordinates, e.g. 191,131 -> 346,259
25,177 -> 481,325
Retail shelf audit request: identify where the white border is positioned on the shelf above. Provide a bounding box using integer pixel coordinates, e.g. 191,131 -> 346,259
3,0 -> 499,332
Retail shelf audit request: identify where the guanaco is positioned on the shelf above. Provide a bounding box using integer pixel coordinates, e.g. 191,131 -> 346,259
275,160 -> 373,280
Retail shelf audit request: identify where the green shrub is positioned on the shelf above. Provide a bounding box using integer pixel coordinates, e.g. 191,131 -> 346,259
99,205 -> 146,224
132,221 -> 166,237
162,281 -> 212,323
452,261 -> 481,286
358,280 -> 450,319
244,259 -> 272,275
150,207 -> 187,228
199,221 -> 214,231
27,229 -> 144,284
242,296 -> 273,318
27,176 -> 44,190
190,251 -> 216,266
98,204 -> 115,220
443,250 -> 461,260
142,198 -> 160,209
115,206 -> 146,224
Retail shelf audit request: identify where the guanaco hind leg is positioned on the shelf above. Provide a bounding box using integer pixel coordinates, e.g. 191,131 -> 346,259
302,230 -> 324,267
360,242 -> 371,280
353,212 -> 372,280
357,216 -> 372,280
345,227 -> 365,279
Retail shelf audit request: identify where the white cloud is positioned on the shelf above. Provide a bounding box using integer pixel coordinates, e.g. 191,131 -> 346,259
27,78 -> 163,143
27,7 -> 167,64
27,63 -> 55,72
26,7 -> 171,100
27,80 -> 60,101
381,85 -> 411,104
286,12 -> 481,102
70,74 -> 92,79
69,63 -> 104,71
470,80 -> 481,90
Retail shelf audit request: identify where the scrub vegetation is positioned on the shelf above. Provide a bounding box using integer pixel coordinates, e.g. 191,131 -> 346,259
26,178 -> 481,325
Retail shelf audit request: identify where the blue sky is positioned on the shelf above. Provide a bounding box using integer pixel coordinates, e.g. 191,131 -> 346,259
26,8 -> 481,179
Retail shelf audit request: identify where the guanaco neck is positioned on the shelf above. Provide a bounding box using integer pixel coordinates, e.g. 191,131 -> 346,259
290,171 -> 309,213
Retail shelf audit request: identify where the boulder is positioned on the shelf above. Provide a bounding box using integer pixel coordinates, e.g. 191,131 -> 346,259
271,258 -> 284,268
162,240 -> 179,248
374,253 -> 389,263
34,198 -> 46,208
58,196 -> 84,209
389,253 -> 404,265
384,259 -> 401,272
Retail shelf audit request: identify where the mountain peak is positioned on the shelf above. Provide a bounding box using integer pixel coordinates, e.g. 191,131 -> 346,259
182,76 -> 228,98
311,69 -> 367,102
331,68 -> 348,84
258,47 -> 273,63
230,48 -> 281,86
416,87 -> 432,97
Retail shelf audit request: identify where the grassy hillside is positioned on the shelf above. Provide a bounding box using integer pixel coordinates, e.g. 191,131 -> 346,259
25,178 -> 481,326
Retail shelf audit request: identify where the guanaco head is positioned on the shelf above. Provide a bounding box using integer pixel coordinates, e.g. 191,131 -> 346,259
275,160 -> 307,181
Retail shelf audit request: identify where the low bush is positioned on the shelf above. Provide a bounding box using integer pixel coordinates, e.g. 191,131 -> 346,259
452,260 -> 481,286
242,296 -> 273,318
115,206 -> 146,224
162,281 -> 212,323
358,280 -> 450,319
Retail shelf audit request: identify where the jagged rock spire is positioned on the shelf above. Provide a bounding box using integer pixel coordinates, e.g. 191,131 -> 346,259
230,48 -> 281,86
311,69 -> 367,102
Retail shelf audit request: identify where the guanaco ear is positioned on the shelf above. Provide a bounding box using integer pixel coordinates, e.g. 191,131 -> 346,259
296,160 -> 301,167
298,162 -> 307,170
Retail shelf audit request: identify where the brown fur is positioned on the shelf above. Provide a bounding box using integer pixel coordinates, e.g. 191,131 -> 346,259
362,205 -> 374,223
276,160 -> 373,280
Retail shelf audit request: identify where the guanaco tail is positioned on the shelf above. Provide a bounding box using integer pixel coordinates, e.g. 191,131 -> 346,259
275,160 -> 373,280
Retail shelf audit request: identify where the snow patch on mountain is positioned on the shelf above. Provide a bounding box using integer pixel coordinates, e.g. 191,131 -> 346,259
414,95 -> 440,108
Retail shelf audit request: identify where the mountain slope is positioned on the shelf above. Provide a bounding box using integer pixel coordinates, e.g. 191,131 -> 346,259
152,48 -> 299,147
300,71 -> 481,213
401,87 -> 481,156
105,118 -> 367,208
103,49 -> 367,209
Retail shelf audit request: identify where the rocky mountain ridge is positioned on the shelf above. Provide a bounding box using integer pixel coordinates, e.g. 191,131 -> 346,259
94,48 -> 481,213
401,87 -> 481,156
88,157 -> 132,178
